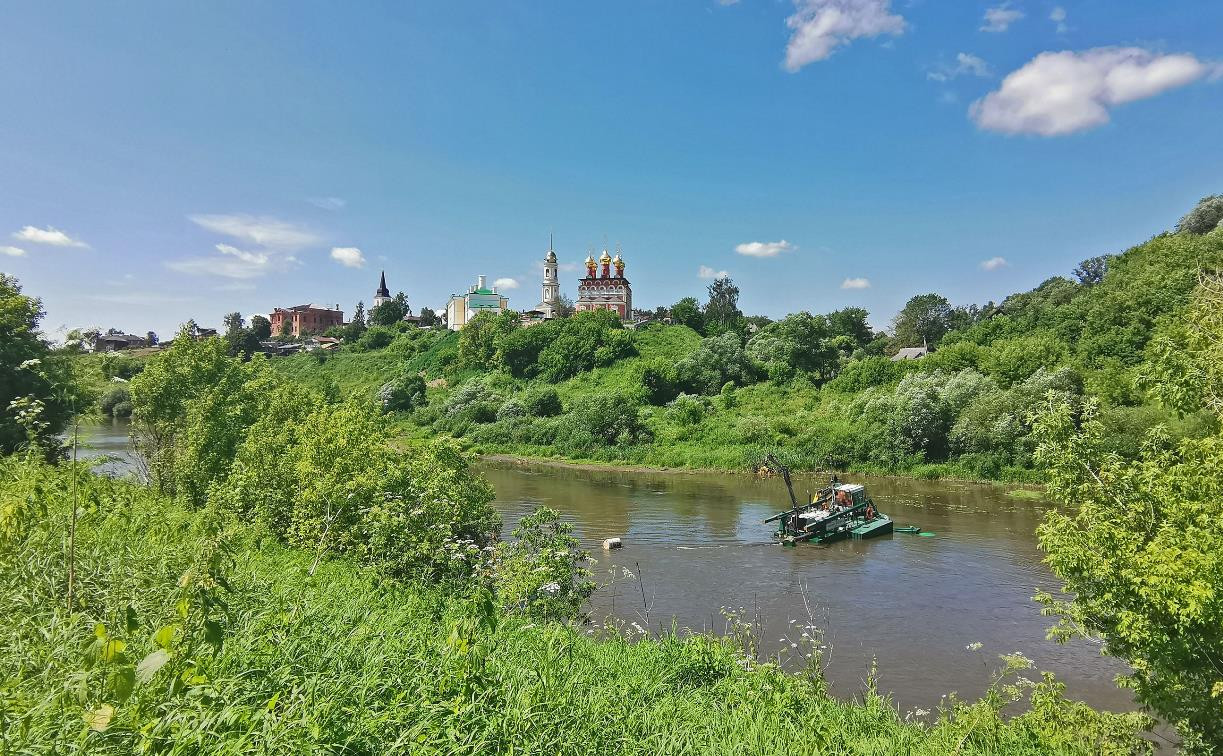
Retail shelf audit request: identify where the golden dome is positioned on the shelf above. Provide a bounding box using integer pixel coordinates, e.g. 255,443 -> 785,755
600,249 -> 612,264
585,252 -> 595,264
613,251 -> 623,264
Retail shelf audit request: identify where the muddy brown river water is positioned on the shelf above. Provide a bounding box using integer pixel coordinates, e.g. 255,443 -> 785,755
480,459 -> 1136,715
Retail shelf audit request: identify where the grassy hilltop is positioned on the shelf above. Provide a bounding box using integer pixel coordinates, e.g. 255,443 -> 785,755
271,219 -> 1222,483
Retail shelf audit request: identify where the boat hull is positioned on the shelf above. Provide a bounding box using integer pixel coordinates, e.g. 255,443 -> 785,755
851,514 -> 894,539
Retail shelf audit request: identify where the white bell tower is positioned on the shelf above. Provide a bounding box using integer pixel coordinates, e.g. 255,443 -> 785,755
540,234 -> 559,313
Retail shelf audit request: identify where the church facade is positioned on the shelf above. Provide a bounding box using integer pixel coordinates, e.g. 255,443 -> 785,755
575,247 -> 632,318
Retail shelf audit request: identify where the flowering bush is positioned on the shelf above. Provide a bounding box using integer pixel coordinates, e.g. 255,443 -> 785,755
491,507 -> 593,621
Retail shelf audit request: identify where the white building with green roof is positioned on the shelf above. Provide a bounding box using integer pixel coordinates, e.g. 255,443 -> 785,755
446,275 -> 509,330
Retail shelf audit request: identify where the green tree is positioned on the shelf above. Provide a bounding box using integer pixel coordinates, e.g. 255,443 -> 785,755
249,315 -> 272,341
746,312 -> 838,382
826,307 -> 873,349
1174,194 -> 1223,235
1073,255 -> 1113,287
418,306 -> 437,327
369,292 -> 409,326
891,293 -> 953,348
1033,274 -> 1223,750
459,311 -> 518,369
128,328 -> 262,494
703,276 -> 742,335
0,274 -> 72,456
669,297 -> 704,333
553,294 -> 575,318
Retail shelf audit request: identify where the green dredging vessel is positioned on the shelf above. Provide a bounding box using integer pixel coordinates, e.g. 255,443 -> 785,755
766,481 -> 894,545
757,455 -> 902,546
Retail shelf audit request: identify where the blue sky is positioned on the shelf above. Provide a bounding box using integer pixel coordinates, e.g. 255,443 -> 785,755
2,1 -> 1220,338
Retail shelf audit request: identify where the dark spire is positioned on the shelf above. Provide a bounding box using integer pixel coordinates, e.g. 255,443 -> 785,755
376,271 -> 390,298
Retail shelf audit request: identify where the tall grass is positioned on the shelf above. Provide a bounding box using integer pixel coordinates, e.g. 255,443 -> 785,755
0,457 -> 1150,753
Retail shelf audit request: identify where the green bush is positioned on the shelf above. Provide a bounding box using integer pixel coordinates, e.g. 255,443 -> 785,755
667,393 -> 710,426
378,372 -> 427,413
559,393 -> 650,447
492,506 -> 594,621
99,386 -> 131,417
522,386 -> 562,417
355,326 -> 395,351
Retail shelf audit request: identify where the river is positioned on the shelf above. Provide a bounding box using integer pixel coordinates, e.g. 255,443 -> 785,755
481,459 -> 1135,715
76,420 -> 1133,715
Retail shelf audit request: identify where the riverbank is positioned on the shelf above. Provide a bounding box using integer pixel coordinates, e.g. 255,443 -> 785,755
478,449 -> 1048,493
0,457 -> 1151,753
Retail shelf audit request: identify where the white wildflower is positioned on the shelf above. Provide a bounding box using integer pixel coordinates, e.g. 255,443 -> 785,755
19,359 -> 41,370
966,642 -> 983,651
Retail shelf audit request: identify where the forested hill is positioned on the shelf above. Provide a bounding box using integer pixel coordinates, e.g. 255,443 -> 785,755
254,199 -> 1223,482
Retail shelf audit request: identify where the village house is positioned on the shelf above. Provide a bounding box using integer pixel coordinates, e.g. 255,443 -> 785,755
268,304 -> 344,338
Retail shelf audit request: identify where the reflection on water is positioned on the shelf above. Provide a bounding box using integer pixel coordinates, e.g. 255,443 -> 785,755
76,420 -> 1133,714
71,417 -> 142,479
481,460 -> 1134,714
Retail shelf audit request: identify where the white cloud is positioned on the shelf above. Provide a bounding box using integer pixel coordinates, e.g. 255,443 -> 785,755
494,277 -> 519,290
928,52 -> 991,81
12,225 -> 89,248
308,196 -> 346,211
0,245 -> 25,257
841,277 -> 871,289
188,214 -> 319,249
980,4 -> 1024,33
971,47 -> 1216,136
980,256 -> 1009,271
735,239 -> 796,258
166,243 -> 296,280
783,0 -> 906,72
698,265 -> 729,279
1050,6 -> 1068,33
330,246 -> 366,268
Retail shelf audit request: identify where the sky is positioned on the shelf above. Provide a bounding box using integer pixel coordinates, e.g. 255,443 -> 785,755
2,1 -> 1221,338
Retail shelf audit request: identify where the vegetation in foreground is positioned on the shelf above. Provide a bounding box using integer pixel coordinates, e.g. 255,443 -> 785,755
0,457 -> 1152,754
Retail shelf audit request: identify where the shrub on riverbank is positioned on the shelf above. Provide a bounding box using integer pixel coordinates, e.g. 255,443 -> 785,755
0,457 -> 1152,754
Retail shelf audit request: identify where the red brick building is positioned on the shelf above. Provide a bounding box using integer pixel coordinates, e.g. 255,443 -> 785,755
268,304 -> 344,337
575,248 -> 632,318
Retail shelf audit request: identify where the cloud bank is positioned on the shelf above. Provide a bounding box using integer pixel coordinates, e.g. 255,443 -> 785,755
980,4 -> 1023,33
188,214 -> 320,249
13,225 -> 89,248
971,47 -> 1216,136
784,0 -> 905,72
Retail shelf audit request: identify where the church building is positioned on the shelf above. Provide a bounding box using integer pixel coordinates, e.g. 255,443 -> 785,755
533,236 -> 561,318
575,247 -> 632,318
373,271 -> 391,308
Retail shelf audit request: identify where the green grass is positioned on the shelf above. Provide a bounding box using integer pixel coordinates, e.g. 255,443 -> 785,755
0,458 -> 1150,753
